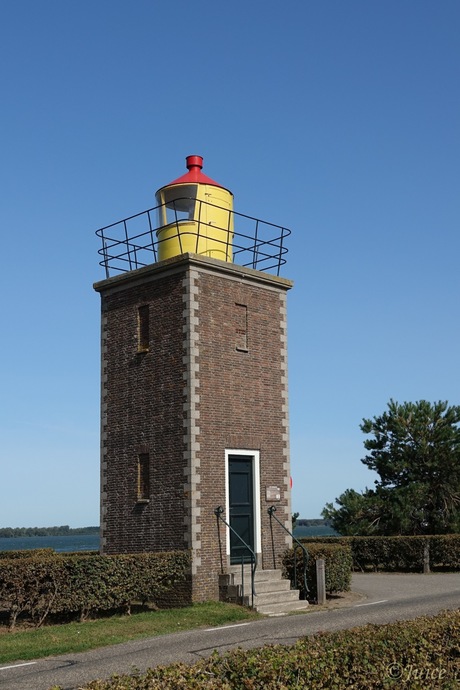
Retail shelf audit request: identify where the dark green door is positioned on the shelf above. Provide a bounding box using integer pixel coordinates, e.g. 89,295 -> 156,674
229,455 -> 254,564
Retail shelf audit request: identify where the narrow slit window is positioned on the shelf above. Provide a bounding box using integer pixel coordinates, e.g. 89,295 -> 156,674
235,303 -> 248,351
138,453 -> 150,501
138,305 -> 150,352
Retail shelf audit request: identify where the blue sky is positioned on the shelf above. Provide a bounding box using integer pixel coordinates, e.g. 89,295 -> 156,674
1,1 -> 459,526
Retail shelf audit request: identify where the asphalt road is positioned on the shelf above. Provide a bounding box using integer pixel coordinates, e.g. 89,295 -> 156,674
1,572 -> 459,690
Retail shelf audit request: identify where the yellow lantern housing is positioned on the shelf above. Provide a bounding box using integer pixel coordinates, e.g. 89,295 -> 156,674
155,155 -> 234,262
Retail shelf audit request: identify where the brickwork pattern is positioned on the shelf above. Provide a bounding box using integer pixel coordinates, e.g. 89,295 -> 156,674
279,292 -> 293,548
182,269 -> 202,584
95,256 -> 293,602
98,272 -> 188,555
196,269 -> 291,597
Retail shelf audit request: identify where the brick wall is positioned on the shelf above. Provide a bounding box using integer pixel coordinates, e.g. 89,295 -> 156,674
196,268 -> 292,598
94,254 -> 293,602
97,269 -> 187,555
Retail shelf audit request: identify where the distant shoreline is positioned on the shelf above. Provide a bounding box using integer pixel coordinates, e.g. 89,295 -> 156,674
0,526 -> 99,538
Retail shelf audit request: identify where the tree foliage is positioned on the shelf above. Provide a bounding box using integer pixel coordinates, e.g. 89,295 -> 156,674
323,400 -> 460,536
322,489 -> 380,536
291,512 -> 300,530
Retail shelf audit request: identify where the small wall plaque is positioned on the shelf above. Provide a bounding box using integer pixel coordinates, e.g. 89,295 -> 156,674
266,486 -> 281,502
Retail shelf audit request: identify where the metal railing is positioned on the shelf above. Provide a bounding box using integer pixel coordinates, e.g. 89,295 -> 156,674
95,198 -> 290,279
268,505 -> 309,597
214,506 -> 257,608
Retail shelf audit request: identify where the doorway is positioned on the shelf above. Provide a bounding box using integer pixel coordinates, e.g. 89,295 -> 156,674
228,455 -> 255,564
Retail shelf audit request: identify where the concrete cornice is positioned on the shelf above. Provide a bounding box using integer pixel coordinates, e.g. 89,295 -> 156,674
93,253 -> 293,295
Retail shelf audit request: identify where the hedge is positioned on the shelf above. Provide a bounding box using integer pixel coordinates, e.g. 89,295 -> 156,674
72,609 -> 460,689
300,535 -> 460,572
0,548 -> 56,560
282,542 -> 352,601
0,551 -> 191,629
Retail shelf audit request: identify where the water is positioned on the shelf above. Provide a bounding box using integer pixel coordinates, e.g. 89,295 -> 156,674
0,528 -> 332,554
293,525 -> 338,538
0,534 -> 99,553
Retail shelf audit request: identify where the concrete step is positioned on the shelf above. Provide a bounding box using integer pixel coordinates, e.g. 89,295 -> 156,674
229,567 -> 284,584
255,598 -> 310,616
223,567 -> 309,615
250,578 -> 292,595
253,588 -> 302,607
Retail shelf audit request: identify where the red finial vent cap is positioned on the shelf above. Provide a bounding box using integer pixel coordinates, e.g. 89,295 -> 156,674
186,155 -> 203,170
162,155 -> 228,190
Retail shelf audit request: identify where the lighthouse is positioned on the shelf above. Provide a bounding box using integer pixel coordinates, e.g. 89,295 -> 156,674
94,156 -> 307,612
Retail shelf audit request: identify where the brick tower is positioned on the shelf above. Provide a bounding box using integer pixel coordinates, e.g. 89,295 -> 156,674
94,156 -> 298,605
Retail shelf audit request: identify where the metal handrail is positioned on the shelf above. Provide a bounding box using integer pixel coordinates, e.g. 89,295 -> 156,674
95,197 -> 290,279
214,506 -> 257,608
268,505 -> 309,597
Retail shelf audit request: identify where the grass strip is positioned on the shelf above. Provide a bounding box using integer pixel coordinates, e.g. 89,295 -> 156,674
0,602 -> 260,665
77,609 -> 460,689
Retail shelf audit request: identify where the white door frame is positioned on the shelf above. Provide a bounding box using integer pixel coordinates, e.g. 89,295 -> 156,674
224,449 -> 261,558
